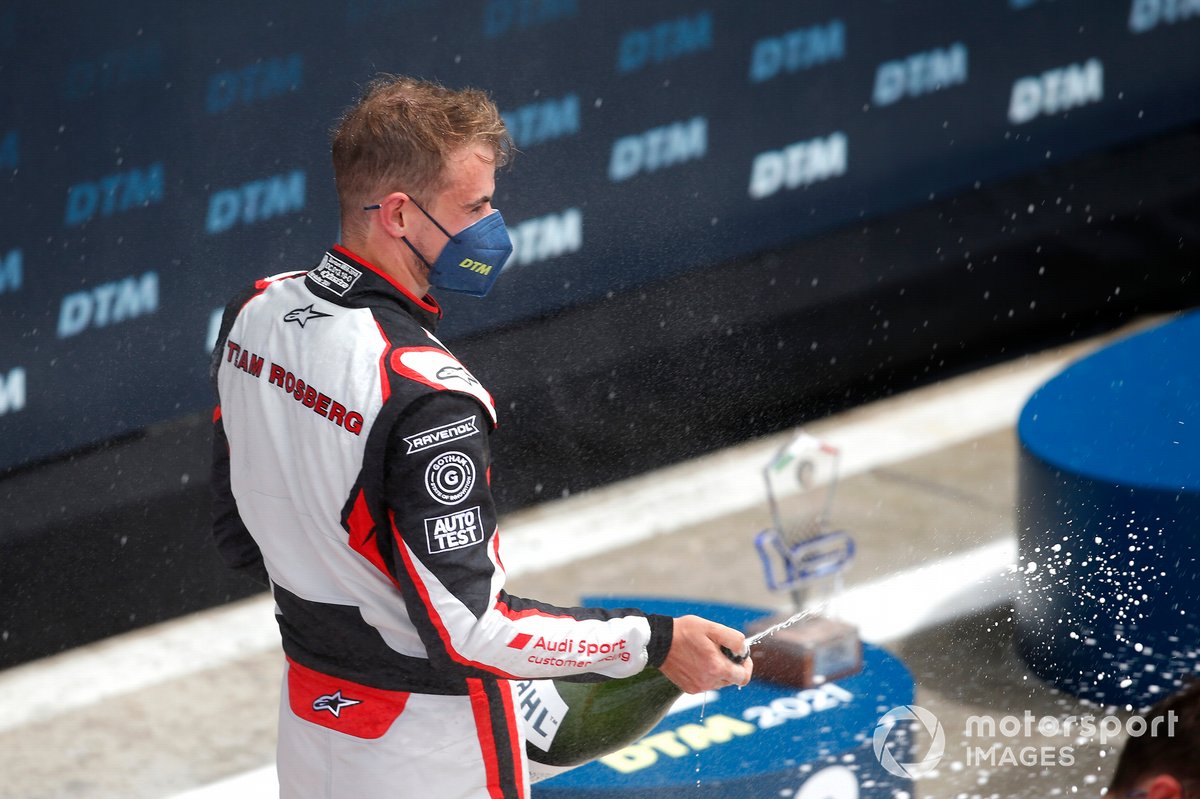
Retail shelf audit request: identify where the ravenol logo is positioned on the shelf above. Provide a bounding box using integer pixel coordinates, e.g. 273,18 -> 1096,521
873,705 -> 945,778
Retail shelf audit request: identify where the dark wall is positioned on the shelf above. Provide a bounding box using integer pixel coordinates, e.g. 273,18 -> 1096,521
0,414 -> 261,667
4,0 -> 1200,471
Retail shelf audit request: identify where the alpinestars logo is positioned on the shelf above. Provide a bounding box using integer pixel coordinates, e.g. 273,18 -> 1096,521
312,690 -> 362,717
284,304 -> 333,327
436,365 -> 479,386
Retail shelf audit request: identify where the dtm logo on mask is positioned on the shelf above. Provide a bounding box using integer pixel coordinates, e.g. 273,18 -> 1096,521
458,257 -> 494,275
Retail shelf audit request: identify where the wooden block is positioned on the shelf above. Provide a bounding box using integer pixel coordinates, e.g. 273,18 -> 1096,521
746,614 -> 863,689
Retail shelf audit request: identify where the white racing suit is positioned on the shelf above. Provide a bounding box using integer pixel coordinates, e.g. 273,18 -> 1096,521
211,245 -> 673,798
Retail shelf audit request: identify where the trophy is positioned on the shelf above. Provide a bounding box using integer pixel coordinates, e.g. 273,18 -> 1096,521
745,430 -> 862,688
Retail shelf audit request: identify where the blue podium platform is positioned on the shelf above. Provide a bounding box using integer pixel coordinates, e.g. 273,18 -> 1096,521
1016,312 -> 1200,708
532,596 -> 916,799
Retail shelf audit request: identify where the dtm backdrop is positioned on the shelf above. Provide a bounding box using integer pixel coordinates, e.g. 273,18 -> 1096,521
1,0 -> 1199,471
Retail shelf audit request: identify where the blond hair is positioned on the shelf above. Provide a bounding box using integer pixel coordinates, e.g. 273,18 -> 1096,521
331,75 -> 512,235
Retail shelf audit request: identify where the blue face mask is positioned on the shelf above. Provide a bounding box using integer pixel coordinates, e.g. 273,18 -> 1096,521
365,197 -> 513,298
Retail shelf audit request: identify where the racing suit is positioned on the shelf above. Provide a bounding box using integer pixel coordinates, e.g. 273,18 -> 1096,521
211,245 -> 674,799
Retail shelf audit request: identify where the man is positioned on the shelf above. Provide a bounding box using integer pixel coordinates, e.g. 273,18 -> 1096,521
210,75 -> 752,799
1107,680 -> 1199,798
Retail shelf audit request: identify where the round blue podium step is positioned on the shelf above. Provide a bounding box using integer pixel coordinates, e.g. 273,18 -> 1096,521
531,596 -> 916,799
1016,312 -> 1200,708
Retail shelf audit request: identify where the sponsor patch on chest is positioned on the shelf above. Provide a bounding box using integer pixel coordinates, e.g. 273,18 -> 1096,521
424,506 -> 484,553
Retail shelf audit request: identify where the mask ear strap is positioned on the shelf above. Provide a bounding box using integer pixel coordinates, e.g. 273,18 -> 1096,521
399,236 -> 434,268
407,197 -> 457,242
362,197 -> 457,241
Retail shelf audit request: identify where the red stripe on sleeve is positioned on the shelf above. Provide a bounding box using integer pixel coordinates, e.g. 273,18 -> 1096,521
389,513 -> 521,679
493,597 -> 576,623
492,532 -> 506,573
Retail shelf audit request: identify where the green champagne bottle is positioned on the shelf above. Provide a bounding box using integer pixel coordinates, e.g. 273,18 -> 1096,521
514,667 -> 684,783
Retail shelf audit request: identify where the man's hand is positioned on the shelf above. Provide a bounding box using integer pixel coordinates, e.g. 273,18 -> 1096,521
659,615 -> 754,694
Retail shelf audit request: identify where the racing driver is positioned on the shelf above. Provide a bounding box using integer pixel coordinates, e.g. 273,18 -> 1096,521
210,74 -> 752,799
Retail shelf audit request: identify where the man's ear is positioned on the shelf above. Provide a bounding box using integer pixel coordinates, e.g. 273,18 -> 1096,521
373,192 -> 412,239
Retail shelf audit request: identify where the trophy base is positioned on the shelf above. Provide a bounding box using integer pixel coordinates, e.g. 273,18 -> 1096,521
745,614 -> 862,689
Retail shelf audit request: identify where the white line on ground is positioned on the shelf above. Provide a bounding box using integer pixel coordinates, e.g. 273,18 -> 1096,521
0,346 -> 1078,739
842,537 -> 1017,643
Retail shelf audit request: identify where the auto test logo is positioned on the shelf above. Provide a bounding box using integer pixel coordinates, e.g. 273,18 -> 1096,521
873,705 -> 945,778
